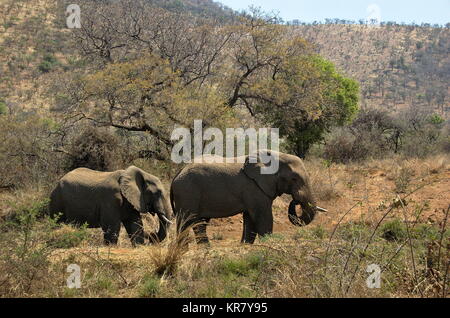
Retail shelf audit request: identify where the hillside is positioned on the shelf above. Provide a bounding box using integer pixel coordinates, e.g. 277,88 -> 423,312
0,0 -> 448,118
146,0 -> 236,20
293,23 -> 449,116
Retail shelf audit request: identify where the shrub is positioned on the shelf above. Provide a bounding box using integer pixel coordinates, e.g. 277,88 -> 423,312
218,252 -> 264,277
38,54 -> 59,73
323,128 -> 360,163
94,274 -> 117,293
259,233 -> 285,242
380,219 -> 407,241
0,199 -> 57,296
46,224 -> 89,248
149,228 -> 190,277
394,167 -> 413,193
311,225 -> 327,239
0,113 -> 64,188
321,108 -> 448,163
337,222 -> 371,241
412,224 -> 441,241
139,274 -> 161,298
66,126 -> 122,171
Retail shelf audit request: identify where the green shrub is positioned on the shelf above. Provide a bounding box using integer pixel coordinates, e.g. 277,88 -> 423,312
38,54 -> 59,73
95,274 -> 117,293
47,224 -> 89,248
4,198 -> 50,225
394,167 -> 413,193
0,198 -> 57,297
259,233 -> 285,242
218,252 -> 264,277
412,224 -> 441,241
294,225 -> 328,240
337,222 -> 371,241
380,219 -> 407,241
139,274 -> 160,298
311,225 -> 327,239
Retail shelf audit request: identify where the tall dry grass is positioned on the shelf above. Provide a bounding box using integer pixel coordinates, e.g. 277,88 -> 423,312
0,155 -> 448,298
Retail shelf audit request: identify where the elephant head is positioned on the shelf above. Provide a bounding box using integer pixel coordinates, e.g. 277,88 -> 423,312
243,150 -> 326,227
119,166 -> 173,241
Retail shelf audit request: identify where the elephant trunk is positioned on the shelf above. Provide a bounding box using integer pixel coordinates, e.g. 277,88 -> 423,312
155,215 -> 168,241
150,194 -> 173,243
288,200 -> 317,227
147,213 -> 171,243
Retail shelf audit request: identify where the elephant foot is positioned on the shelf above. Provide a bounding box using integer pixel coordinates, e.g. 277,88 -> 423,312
195,237 -> 210,245
104,239 -> 118,245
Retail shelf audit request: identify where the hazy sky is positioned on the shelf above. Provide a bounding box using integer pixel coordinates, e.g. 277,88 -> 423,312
219,0 -> 450,25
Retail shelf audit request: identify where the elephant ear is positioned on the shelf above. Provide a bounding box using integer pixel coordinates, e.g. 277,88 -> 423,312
243,150 -> 279,200
119,166 -> 146,213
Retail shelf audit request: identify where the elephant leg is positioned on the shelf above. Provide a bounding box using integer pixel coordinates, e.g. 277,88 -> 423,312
249,206 -> 273,241
143,231 -> 157,243
241,211 -> 257,244
123,216 -> 145,246
102,223 -> 121,245
177,216 -> 196,234
193,219 -> 210,245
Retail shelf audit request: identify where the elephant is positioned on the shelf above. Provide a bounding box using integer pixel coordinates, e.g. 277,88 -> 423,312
49,166 -> 173,245
170,150 -> 327,244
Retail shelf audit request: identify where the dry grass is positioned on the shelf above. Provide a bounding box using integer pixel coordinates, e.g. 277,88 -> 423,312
0,210 -> 448,298
0,155 -> 449,298
148,225 -> 191,277
305,159 -> 345,202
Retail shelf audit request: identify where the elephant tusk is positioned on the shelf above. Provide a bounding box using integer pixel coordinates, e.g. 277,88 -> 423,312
158,214 -> 173,224
316,206 -> 328,213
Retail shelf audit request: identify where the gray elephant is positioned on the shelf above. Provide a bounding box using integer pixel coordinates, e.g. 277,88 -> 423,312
170,150 -> 327,244
49,166 -> 173,245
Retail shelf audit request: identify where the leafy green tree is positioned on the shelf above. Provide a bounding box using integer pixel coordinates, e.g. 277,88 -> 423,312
252,55 -> 359,157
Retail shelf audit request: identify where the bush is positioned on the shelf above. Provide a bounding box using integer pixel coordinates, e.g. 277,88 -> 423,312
66,126 -> 122,171
218,252 -> 264,277
412,224 -> 441,241
380,219 -> 407,241
321,108 -> 448,163
3,197 -> 49,225
139,274 -> 161,298
46,224 -> 89,248
337,222 -> 371,241
0,199 -> 57,296
0,113 -> 64,188
323,128 -> 362,163
394,167 -> 413,193
322,109 -> 397,163
38,54 -> 59,73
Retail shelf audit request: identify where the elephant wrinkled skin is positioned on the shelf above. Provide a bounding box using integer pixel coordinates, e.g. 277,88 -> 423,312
170,151 -> 325,244
49,166 -> 173,245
